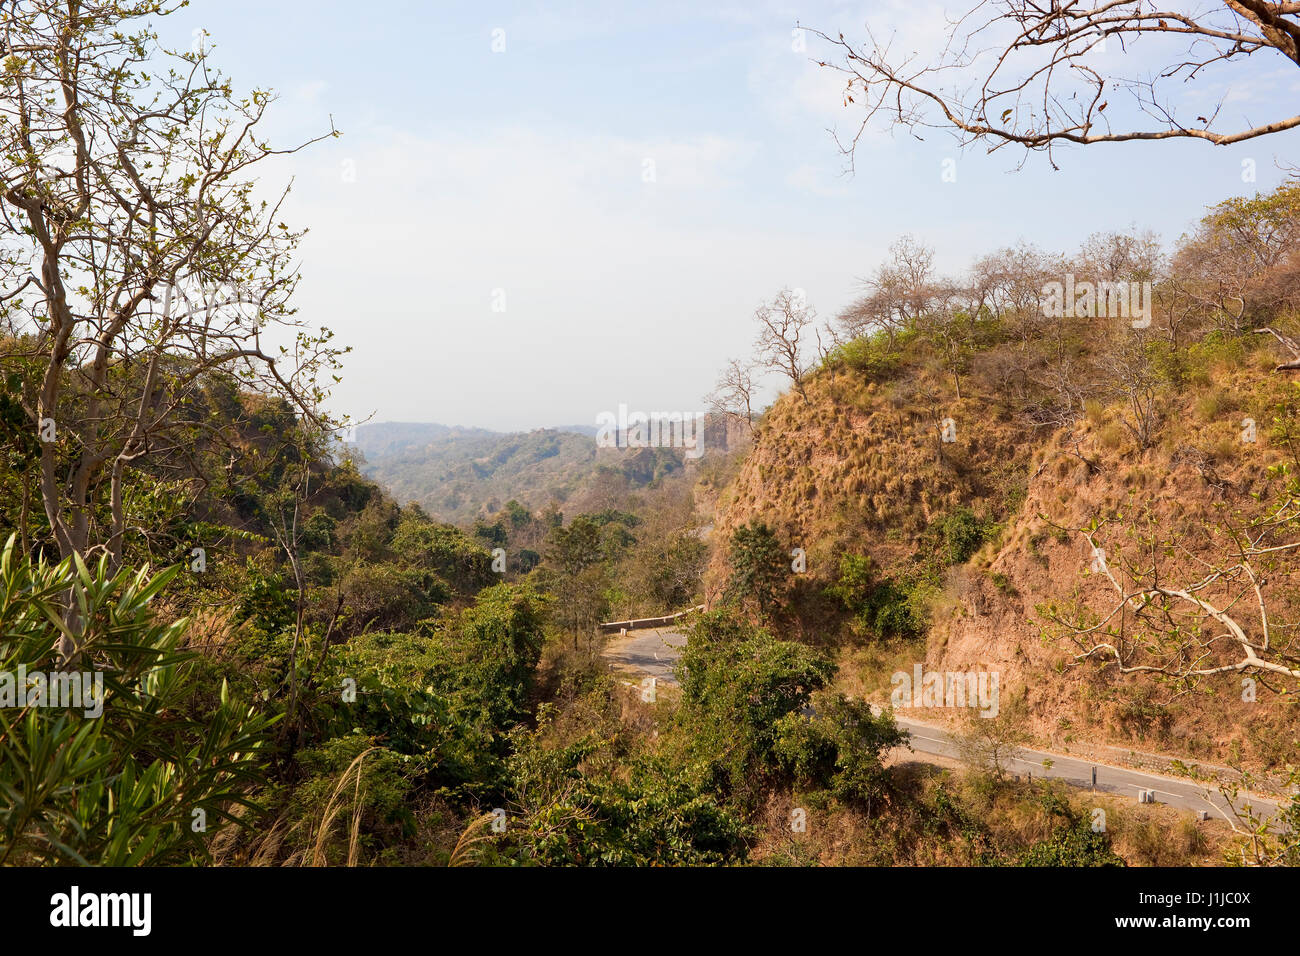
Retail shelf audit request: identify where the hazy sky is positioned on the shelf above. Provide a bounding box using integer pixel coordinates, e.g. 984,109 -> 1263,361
158,1 -> 1300,432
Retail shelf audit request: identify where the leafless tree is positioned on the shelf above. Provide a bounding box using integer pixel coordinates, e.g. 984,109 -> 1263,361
957,699 -> 1029,783
838,234 -> 937,349
709,357 -> 758,430
970,242 -> 1063,398
1100,327 -> 1160,449
886,234 -> 937,317
804,2 -> 1300,168
971,243 -> 1054,328
915,279 -> 976,400
1044,496 -> 1300,687
754,288 -> 815,404
1078,229 -> 1164,284
836,287 -> 899,348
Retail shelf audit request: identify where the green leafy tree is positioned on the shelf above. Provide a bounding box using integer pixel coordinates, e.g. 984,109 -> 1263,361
391,511 -> 494,595
827,555 -> 924,639
724,519 -> 788,618
0,0 -> 344,589
545,515 -> 606,645
773,694 -> 908,808
676,611 -> 835,801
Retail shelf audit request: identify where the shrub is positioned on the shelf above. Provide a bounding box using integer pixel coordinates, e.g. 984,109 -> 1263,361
1017,794 -> 1125,866
940,507 -> 988,564
826,555 -> 926,639
826,330 -> 909,380
506,727 -> 749,866
1194,389 -> 1226,421
335,563 -> 449,636
1097,423 -> 1124,450
316,583 -> 551,798
773,695 -> 907,805
289,733 -> 419,863
0,537 -> 273,865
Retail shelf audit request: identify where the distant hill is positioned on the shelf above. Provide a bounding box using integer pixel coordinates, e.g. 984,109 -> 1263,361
353,417 -> 743,525
351,422 -> 500,461
548,424 -> 600,438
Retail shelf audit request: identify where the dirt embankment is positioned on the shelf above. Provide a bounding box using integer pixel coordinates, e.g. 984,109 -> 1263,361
708,352 -> 1300,778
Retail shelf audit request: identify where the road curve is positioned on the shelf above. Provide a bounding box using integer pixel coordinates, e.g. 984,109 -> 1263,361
600,626 -> 1287,824
601,627 -> 687,686
887,711 -> 1283,824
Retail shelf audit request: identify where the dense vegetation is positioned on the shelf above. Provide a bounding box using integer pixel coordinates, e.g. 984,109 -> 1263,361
2,0 -> 1297,868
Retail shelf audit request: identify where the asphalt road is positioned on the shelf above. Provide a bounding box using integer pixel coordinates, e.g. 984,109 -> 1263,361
601,627 -> 687,686
602,626 -> 1287,824
888,711 -> 1283,824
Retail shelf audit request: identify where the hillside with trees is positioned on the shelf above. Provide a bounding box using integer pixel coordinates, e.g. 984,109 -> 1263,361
2,0 -> 1298,879
707,183 -> 1300,802
353,419 -> 743,526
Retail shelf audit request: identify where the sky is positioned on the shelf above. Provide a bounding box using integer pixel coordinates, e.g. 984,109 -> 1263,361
154,1 -> 1300,432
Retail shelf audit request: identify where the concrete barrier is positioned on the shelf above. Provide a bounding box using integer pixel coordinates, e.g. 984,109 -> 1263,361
598,605 -> 704,635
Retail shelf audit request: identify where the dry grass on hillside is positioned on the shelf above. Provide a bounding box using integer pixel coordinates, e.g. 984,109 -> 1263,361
710,333 -> 1300,777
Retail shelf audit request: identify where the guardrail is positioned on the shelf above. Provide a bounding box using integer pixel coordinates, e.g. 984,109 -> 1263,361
598,605 -> 705,634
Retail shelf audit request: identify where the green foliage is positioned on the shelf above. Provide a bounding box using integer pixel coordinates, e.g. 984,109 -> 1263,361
314,583 -> 551,799
824,327 -> 915,379
1185,331 -> 1247,380
546,515 -> 603,575
724,519 -> 788,616
544,515 -> 610,639
236,568 -> 298,638
0,367 -> 47,552
322,458 -> 378,514
453,583 -> 550,723
827,554 -> 926,638
589,510 -> 640,558
472,519 -> 508,548
301,511 -> 337,551
506,723 -> 749,866
940,507 -> 988,564
677,611 -> 835,799
337,499 -> 400,563
1017,794 -> 1126,867
334,563 -> 449,636
1147,337 -> 1187,389
390,511 -> 495,595
772,694 -> 907,805
503,499 -> 532,529
0,537 -> 273,865
289,733 -> 419,861
640,530 -> 707,611
324,633 -> 456,754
